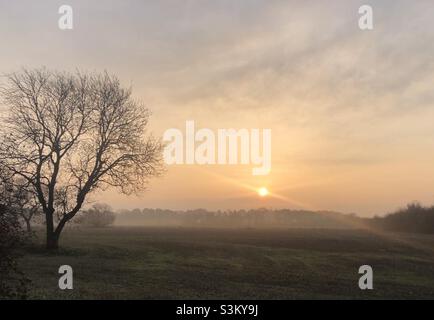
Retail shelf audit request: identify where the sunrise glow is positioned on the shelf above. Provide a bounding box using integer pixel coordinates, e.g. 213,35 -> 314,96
258,187 -> 269,197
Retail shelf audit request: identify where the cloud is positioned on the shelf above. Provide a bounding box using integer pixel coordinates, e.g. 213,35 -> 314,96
2,0 -> 434,214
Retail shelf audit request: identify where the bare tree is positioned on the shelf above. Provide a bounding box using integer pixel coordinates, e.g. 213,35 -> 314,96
0,68 -> 163,249
0,168 -> 29,298
0,173 -> 40,233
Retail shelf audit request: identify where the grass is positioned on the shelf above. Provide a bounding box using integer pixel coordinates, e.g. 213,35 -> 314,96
18,226 -> 434,299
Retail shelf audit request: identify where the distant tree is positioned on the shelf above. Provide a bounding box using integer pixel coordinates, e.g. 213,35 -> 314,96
0,174 -> 40,233
375,202 -> 434,234
77,203 -> 116,227
0,68 -> 163,249
0,170 -> 29,298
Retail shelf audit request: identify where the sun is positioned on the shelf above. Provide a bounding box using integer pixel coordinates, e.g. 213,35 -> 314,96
258,187 -> 269,197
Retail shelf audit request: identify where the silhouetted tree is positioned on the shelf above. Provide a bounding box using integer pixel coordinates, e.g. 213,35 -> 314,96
0,174 -> 40,233
0,169 -> 29,298
77,203 -> 116,227
0,68 -> 163,249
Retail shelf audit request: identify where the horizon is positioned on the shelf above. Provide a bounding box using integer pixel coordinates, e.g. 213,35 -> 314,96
96,203 -> 422,218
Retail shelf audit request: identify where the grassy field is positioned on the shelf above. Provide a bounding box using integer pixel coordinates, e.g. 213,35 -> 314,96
18,226 -> 434,299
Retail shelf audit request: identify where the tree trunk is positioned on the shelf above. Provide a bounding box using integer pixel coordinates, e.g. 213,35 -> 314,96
45,208 -> 58,250
25,219 -> 31,233
46,231 -> 59,250
45,206 -> 76,250
46,215 -> 69,250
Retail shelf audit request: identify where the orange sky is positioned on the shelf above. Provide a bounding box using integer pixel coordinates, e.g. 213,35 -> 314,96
1,1 -> 434,216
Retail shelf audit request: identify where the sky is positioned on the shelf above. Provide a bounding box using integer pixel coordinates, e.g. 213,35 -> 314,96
1,0 -> 434,216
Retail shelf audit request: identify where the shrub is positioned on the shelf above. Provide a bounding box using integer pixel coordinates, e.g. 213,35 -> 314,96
77,203 -> 116,227
0,204 -> 29,299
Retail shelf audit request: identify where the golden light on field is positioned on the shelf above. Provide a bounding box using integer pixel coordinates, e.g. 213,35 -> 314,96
258,187 -> 269,197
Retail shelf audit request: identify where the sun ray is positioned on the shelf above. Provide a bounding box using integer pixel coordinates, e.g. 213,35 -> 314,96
194,167 -> 317,209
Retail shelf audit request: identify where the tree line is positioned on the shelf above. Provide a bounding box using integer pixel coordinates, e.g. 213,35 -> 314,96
117,206 -> 434,233
368,203 -> 434,234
